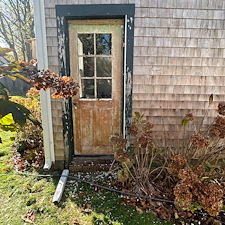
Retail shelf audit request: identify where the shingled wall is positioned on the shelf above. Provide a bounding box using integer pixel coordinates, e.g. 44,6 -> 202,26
44,0 -> 225,161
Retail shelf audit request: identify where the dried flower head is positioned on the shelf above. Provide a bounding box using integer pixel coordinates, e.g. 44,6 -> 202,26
110,135 -> 127,149
129,125 -> 138,136
211,116 -> 225,138
138,131 -> 152,148
211,127 -> 222,137
185,113 -> 194,121
193,182 -> 223,216
142,122 -> 154,132
218,102 -> 225,116
194,165 -> 206,178
114,149 -> 130,163
191,133 -> 209,148
167,154 -> 187,177
178,167 -> 198,188
215,116 -> 225,127
174,184 -> 193,210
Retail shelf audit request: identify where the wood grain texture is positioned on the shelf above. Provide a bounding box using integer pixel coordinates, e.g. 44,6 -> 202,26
69,22 -> 123,155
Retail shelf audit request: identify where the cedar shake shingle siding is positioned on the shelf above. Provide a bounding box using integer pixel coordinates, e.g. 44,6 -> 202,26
44,0 -> 225,160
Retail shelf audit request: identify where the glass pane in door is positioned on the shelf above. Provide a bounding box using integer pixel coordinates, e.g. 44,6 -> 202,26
96,34 -> 112,55
79,57 -> 94,77
78,34 -> 94,55
81,79 -> 94,98
97,79 -> 112,98
96,57 -> 112,77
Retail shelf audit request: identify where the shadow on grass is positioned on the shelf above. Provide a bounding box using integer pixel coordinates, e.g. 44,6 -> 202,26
64,180 -> 172,225
40,170 -> 60,187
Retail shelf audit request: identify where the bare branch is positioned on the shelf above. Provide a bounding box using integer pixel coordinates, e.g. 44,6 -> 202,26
0,0 -> 34,60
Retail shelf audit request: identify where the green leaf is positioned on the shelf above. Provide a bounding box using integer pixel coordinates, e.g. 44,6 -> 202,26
181,117 -> 190,127
0,82 -> 9,100
0,113 -> 15,125
190,202 -> 202,213
134,111 -> 141,119
205,162 -> 219,169
1,124 -> 18,132
122,159 -> 134,169
7,75 -> 17,81
0,99 -> 41,127
14,73 -> 30,83
209,94 -> 213,105
117,169 -> 129,182
0,60 -> 31,84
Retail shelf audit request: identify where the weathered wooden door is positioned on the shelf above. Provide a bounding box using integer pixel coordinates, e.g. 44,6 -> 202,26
69,20 -> 123,155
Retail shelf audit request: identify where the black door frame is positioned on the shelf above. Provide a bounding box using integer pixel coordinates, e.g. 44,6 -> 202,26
56,4 -> 135,167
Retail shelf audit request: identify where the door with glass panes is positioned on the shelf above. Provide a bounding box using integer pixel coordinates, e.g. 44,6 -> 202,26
69,20 -> 123,155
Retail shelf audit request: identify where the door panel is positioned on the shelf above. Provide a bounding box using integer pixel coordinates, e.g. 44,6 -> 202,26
69,20 -> 123,155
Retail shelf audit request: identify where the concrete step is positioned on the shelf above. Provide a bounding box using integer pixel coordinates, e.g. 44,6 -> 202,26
69,156 -> 117,172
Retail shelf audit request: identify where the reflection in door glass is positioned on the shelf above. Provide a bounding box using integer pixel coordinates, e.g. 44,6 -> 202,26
78,34 -> 94,55
79,57 -> 94,77
81,79 -> 94,98
96,57 -> 111,77
97,79 -> 112,98
96,34 -> 112,55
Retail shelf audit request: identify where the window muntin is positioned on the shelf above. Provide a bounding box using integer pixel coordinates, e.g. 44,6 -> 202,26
78,33 -> 112,99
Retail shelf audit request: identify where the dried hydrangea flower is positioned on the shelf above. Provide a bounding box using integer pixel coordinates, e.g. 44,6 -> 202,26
129,124 -> 138,136
142,122 -> 154,132
138,131 -> 152,148
114,149 -> 130,163
191,133 -> 209,148
167,154 -> 187,177
185,113 -> 194,121
109,135 -> 127,148
174,184 -> 193,210
218,102 -> 225,116
211,116 -> 225,138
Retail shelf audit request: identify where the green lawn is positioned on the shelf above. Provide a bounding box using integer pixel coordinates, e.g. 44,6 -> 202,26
0,130 -> 172,225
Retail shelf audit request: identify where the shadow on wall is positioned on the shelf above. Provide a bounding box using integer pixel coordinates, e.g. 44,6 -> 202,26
0,77 -> 32,96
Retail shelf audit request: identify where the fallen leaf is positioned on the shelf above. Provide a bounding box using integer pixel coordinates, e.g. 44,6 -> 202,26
82,204 -> 92,214
78,192 -> 85,197
86,204 -> 92,209
206,217 -> 221,225
73,219 -> 80,225
142,204 -> 149,209
174,211 -> 179,219
82,208 -> 92,214
136,207 -> 143,214
155,207 -> 169,221
21,209 -> 35,223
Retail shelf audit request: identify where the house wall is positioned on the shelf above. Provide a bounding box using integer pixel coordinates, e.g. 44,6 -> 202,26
44,0 -> 225,162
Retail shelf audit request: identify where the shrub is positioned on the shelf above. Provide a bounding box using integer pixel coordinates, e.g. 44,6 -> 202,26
110,97 -> 225,221
10,88 -> 44,171
110,112 -> 168,196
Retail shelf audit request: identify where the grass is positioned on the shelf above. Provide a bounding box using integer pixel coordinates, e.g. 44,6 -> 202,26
0,130 -> 172,225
